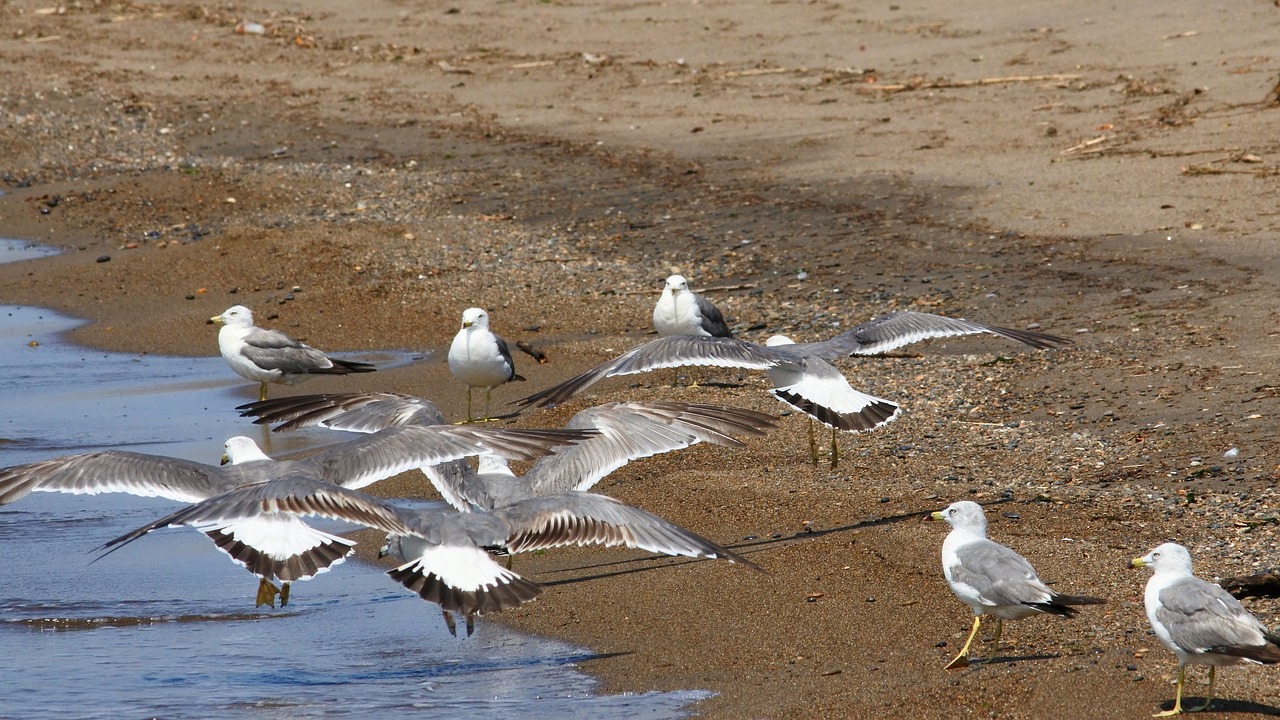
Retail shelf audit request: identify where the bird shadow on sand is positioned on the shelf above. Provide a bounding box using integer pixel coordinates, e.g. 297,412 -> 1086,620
533,497 -> 1016,587
729,494 -> 1015,555
953,652 -> 1062,669
536,552 -> 760,588
569,650 -> 635,664
1151,699 -> 1280,717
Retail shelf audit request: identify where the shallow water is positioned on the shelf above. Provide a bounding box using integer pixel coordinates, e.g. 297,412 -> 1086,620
0,247 -> 709,718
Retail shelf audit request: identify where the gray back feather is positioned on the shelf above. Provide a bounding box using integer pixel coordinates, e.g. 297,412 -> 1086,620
1157,576 -> 1274,654
950,539 -> 1050,606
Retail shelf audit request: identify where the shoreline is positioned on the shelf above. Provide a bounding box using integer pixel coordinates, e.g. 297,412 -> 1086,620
4,1 -> 1280,717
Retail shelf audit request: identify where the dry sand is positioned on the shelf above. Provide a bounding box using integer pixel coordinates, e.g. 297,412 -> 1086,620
3,0 -> 1280,717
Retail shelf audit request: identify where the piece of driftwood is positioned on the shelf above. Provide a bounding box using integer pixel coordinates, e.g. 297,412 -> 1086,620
861,73 -> 1082,94
1218,570 -> 1280,599
516,340 -> 547,364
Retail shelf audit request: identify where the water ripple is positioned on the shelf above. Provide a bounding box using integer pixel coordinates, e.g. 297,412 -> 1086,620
0,273 -> 705,719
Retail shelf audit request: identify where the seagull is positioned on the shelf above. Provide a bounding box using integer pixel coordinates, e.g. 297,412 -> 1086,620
448,308 -> 525,422
762,334 -> 899,468
210,305 -> 376,401
515,334 -> 898,468
97,476 -> 760,636
516,311 -> 1067,467
0,426 -> 592,607
653,274 -> 733,338
1133,543 -> 1280,716
932,500 -> 1105,669
237,393 -> 775,511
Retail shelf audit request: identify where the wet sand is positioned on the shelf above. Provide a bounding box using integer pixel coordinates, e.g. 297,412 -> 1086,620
3,1 -> 1280,717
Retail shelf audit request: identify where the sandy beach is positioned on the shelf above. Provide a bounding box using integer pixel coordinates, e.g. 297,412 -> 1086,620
3,0 -> 1280,717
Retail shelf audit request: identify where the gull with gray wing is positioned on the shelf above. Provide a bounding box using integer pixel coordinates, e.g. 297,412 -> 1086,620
652,274 -> 733,338
932,500 -> 1104,669
1133,543 -> 1280,716
517,310 -> 1066,467
0,425 -> 591,607
98,475 -> 760,636
211,305 -> 376,401
515,334 -> 899,468
448,307 -> 525,422
239,393 -> 775,512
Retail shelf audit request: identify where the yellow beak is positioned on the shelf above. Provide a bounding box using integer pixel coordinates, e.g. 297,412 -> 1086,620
1130,557 -> 1149,568
929,511 -> 945,521
210,315 -> 224,324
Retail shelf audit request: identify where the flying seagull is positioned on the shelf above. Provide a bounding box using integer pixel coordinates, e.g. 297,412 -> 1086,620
653,274 -> 733,338
98,476 -> 760,636
211,305 -> 376,401
1133,543 -> 1280,716
448,308 -> 525,422
932,500 -> 1105,669
238,393 -> 775,512
516,311 -> 1066,467
0,425 -> 592,607
514,334 -> 899,468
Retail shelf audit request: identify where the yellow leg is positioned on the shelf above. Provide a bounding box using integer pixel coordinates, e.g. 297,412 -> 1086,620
829,427 -> 839,470
807,418 -> 819,465
464,386 -> 475,423
991,618 -> 1005,648
258,382 -> 269,402
945,616 -> 982,669
279,582 -> 291,607
255,577 -> 281,608
1185,666 -> 1214,713
1154,665 -> 1186,717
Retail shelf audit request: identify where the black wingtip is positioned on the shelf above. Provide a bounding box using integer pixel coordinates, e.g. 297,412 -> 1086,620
387,566 -> 545,617
330,358 -> 378,374
771,390 -> 900,432
988,325 -> 1072,349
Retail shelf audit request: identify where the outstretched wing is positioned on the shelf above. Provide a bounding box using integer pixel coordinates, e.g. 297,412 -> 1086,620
0,451 -> 230,505
95,475 -> 417,558
308,425 -> 595,489
238,392 -> 447,433
793,311 -> 1067,359
516,335 -> 788,408
478,491 -> 760,570
524,401 -> 774,495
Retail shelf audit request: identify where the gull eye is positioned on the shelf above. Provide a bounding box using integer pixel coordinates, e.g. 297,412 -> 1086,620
949,508 -> 957,516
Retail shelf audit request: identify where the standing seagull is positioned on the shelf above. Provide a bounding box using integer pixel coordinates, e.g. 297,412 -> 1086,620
448,308 -> 524,422
98,476 -> 759,636
1133,543 -> 1280,716
0,426 -> 591,607
932,501 -> 1105,669
653,274 -> 734,338
211,305 -> 376,401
